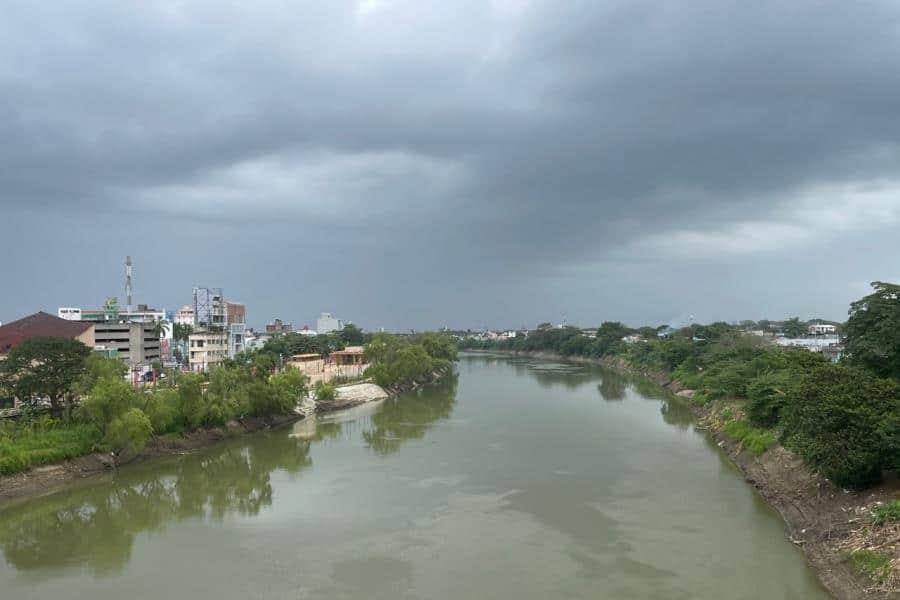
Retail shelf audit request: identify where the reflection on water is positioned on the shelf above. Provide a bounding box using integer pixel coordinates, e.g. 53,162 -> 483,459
362,375 -> 457,455
0,356 -> 827,600
0,378 -> 459,578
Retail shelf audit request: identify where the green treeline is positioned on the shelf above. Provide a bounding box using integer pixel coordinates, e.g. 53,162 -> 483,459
0,327 -> 458,476
463,282 -> 900,490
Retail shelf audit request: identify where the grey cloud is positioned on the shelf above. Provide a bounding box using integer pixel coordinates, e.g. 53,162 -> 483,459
2,0 -> 900,328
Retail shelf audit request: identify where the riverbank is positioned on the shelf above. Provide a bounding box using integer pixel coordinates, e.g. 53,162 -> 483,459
0,369 -> 454,507
466,349 -> 899,600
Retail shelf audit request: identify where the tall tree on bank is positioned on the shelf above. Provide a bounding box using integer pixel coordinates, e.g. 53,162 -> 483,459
339,323 -> 364,346
0,337 -> 91,416
846,281 -> 900,380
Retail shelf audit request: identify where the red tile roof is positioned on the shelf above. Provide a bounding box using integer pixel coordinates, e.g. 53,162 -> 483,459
0,311 -> 94,354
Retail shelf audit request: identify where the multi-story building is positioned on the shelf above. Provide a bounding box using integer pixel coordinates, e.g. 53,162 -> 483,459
93,321 -> 160,366
808,323 -> 837,336
266,318 -> 293,334
174,305 -> 194,326
188,330 -> 228,372
316,312 -> 344,334
59,301 -> 166,324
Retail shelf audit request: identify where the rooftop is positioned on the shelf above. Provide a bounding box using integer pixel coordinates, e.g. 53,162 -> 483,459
0,311 -> 93,354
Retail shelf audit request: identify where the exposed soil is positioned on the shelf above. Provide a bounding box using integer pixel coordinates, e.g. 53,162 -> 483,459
469,349 -> 900,600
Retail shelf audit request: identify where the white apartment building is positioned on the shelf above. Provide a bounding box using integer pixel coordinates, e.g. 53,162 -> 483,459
188,330 -> 228,372
317,312 -> 345,334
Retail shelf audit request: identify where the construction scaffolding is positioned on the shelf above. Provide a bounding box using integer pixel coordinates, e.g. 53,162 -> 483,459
192,287 -> 226,331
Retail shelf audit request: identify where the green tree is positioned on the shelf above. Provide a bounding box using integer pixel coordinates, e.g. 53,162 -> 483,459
78,376 -> 136,435
172,323 -> 193,342
781,317 -> 806,338
76,355 -> 127,397
1,337 -> 91,416
846,281 -> 900,379
339,323 -> 364,346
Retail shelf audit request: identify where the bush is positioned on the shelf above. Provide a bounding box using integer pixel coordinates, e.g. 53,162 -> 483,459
745,371 -> 791,427
846,549 -> 891,583
105,408 -> 153,455
141,387 -> 179,434
781,364 -> 900,489
722,419 -> 775,456
314,381 -> 336,402
77,376 -> 136,434
872,500 -> 900,526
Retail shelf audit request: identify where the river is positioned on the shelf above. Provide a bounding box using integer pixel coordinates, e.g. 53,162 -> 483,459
0,353 -> 829,599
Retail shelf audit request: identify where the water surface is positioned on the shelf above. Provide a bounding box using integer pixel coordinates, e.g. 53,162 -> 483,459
0,354 -> 828,599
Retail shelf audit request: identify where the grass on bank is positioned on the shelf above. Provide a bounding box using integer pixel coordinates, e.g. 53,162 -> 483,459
846,549 -> 892,583
721,418 -> 776,456
0,419 -> 100,475
872,500 -> 900,526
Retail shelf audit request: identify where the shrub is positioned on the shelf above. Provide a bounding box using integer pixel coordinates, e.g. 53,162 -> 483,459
745,371 -> 791,427
314,381 -> 336,402
722,419 -> 775,456
846,549 -> 891,583
141,387 -> 179,434
781,364 -> 900,489
872,500 -> 900,526
77,376 -> 136,434
105,408 -> 153,456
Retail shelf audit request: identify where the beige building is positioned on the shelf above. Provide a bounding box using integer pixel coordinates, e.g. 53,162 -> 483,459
288,353 -> 325,376
188,330 -> 228,372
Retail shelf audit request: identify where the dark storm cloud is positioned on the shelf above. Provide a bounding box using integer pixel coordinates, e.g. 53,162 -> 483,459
2,0 -> 900,328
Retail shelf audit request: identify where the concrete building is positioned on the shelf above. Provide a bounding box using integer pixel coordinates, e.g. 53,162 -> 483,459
808,323 -> 837,336
266,318 -> 293,334
225,301 -> 247,358
59,302 -> 166,324
317,312 -> 344,334
188,330 -> 228,372
0,312 -> 95,355
174,305 -> 194,326
93,321 -> 160,366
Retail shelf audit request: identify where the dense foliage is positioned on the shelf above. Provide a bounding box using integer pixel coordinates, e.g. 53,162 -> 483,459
846,281 -> 900,380
364,333 -> 456,389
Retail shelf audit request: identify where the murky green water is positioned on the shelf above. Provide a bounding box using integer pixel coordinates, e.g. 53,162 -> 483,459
0,354 -> 829,599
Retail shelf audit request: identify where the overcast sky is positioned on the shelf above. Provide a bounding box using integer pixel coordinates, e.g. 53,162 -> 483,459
2,1 -> 899,330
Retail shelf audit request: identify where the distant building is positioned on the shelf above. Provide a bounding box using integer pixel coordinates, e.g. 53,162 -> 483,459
93,321 -> 160,367
226,302 -> 246,325
289,353 -> 325,375
266,318 -> 293,334
59,302 -> 166,324
0,312 -> 95,355
188,330 -> 228,372
331,346 -> 365,366
808,323 -> 837,336
174,305 -> 194,326
317,312 -> 344,334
